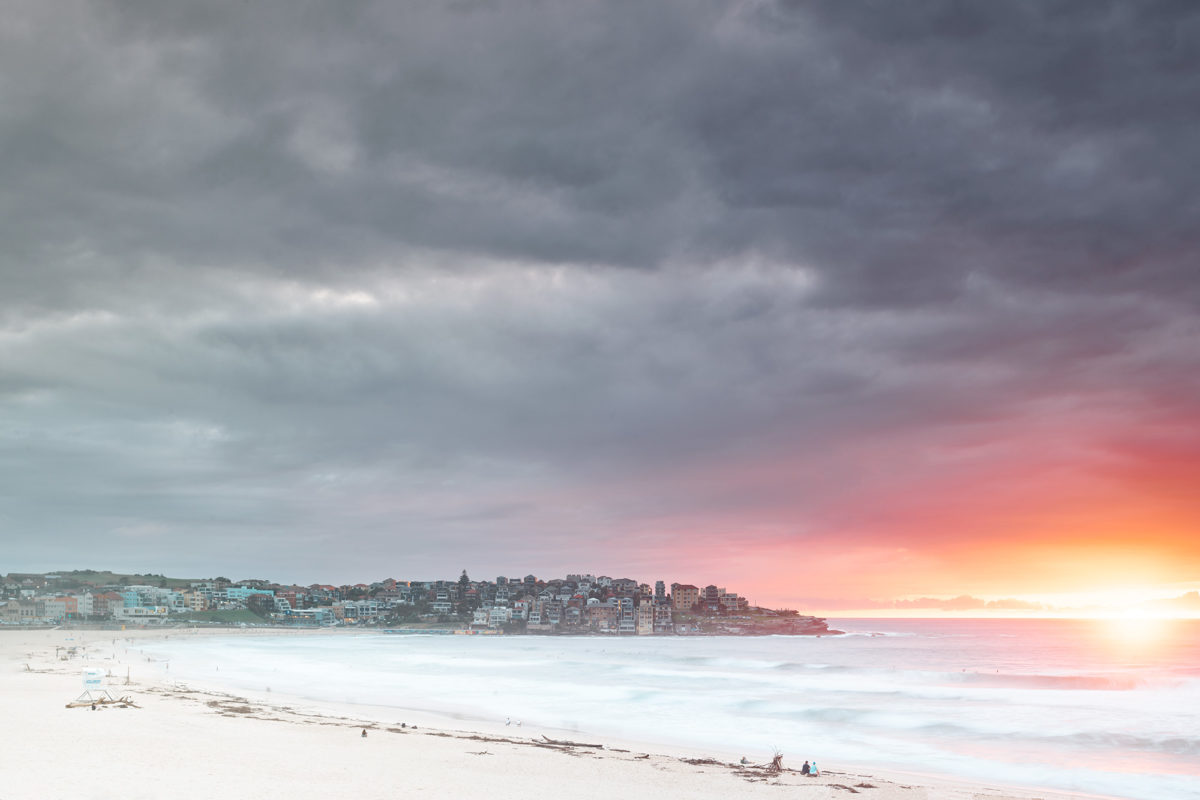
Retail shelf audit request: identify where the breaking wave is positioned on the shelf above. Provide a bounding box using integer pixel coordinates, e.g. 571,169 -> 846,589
140,618 -> 1200,800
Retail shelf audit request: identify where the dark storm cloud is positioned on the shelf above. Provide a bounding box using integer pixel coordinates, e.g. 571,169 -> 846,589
7,1 -> 1197,306
716,0 -> 1200,306
2,1 -> 1198,588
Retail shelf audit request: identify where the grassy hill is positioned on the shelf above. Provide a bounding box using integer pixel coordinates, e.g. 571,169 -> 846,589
43,570 -> 198,590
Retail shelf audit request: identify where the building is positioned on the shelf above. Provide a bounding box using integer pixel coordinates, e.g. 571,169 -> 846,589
89,592 -> 125,618
671,584 -> 699,611
226,587 -> 274,603
0,599 -> 40,623
586,604 -> 618,632
653,603 -> 674,633
617,597 -> 636,634
611,578 -> 639,595
636,602 -> 654,635
112,606 -> 169,623
181,590 -> 209,612
338,599 -> 380,620
286,607 -> 335,625
720,591 -> 748,613
41,596 -> 78,621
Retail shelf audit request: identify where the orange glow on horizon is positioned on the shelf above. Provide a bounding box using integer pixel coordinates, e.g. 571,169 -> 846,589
578,428 -> 1200,618
802,606 -> 1200,621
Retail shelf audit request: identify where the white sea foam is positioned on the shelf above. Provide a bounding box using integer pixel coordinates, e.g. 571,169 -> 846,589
140,618 -> 1200,800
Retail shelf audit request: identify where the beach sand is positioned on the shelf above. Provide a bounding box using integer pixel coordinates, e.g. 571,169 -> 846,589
1,627 -> 1105,800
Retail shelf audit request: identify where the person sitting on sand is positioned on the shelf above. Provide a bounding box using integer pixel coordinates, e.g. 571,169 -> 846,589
801,761 -> 810,775
361,729 -> 368,738
810,761 -> 820,777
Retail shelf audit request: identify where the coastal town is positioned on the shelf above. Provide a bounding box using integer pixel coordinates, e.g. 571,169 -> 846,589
0,569 -> 836,635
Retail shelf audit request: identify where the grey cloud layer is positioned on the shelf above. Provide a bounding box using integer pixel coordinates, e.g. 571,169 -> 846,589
2,1 -> 1198,588
7,1 -> 1198,305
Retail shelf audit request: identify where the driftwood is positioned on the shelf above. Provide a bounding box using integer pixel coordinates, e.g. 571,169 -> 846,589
65,695 -> 141,709
740,752 -> 784,773
541,735 -> 604,748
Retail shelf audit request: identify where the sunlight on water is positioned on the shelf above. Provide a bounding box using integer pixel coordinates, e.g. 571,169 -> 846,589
1093,616 -> 1177,655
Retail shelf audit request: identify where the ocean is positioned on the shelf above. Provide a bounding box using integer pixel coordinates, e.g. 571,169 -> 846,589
138,618 -> 1200,800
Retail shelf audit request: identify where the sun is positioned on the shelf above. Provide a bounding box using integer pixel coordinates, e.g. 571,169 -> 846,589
1095,614 -> 1176,653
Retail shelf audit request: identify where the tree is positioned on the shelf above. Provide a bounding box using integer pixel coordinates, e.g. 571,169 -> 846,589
456,570 -> 473,616
246,594 -> 275,619
388,605 -> 420,624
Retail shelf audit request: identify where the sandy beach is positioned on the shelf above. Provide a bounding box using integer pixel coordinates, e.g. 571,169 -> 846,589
2,627 -> 1112,800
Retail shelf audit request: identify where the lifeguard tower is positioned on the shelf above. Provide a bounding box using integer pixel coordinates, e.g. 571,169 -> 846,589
76,667 -> 119,704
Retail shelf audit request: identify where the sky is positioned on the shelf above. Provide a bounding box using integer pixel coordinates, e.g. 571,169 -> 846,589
2,1 -> 1198,616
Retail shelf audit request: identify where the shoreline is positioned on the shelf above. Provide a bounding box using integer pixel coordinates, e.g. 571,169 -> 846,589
6,620 -> 843,637
2,627 -> 1124,800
